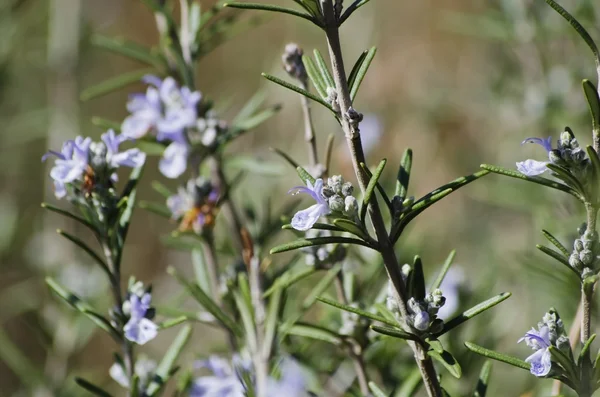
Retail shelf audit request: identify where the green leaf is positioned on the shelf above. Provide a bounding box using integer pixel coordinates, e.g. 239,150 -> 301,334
118,164 -> 145,243
270,236 -> 373,254
347,50 -> 368,92
75,378 -> 112,397
373,303 -> 398,324
368,381 -> 389,397
583,80 -> 600,132
464,342 -> 530,371
428,349 -> 462,378
286,323 -> 343,345
224,2 -> 321,26
139,201 -> 172,218
586,146 -> 600,196
317,297 -> 397,327
313,49 -> 335,89
225,104 -> 282,143
410,255 -> 426,301
262,73 -> 335,112
302,264 -> 342,309
146,325 -> 192,396
363,158 -> 387,208
45,278 -> 119,340
546,163 -> 585,193
370,325 -> 420,342
80,69 -> 153,101
296,165 -> 316,185
436,292 -> 511,336
168,267 -> 243,337
262,285 -> 282,358
396,368 -> 422,397
541,230 -> 570,258
339,0 -> 374,25
427,338 -> 445,354
481,164 -> 581,200
473,361 -> 492,397
157,316 -> 187,330
303,55 -> 328,98
349,47 -> 376,101
264,266 -> 315,297
544,0 -> 600,67
56,229 -> 111,278
333,218 -> 371,240
579,334 -> 596,366
91,35 -> 163,68
282,222 -> 341,232
91,117 -> 122,132
361,162 -> 393,212
548,346 -> 578,382
395,148 -> 413,199
233,291 -> 258,352
430,249 -> 457,291
536,244 -> 580,278
41,203 -> 97,232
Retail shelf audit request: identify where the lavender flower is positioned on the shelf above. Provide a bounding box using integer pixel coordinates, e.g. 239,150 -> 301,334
267,359 -> 307,397
516,137 -> 553,176
110,355 -> 157,389
122,75 -> 202,179
123,292 -> 158,345
519,310 -> 569,377
42,131 -> 145,199
289,178 -> 331,231
167,178 -> 219,233
190,356 -> 245,397
518,325 -> 552,377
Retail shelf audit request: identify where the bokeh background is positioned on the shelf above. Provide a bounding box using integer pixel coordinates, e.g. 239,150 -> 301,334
1,0 -> 600,395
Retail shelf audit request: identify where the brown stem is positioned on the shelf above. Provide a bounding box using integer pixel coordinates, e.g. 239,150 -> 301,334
320,1 -> 441,395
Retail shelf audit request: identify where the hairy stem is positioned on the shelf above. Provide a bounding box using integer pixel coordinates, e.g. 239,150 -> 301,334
320,1 -> 441,395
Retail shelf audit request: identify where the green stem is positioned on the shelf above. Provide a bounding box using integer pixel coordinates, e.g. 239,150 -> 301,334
320,1 -> 441,395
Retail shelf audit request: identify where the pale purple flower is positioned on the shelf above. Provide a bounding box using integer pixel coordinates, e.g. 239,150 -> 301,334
167,178 -> 219,233
518,325 -> 552,377
101,129 -> 146,181
516,136 -> 553,176
160,140 -> 189,179
267,359 -> 307,397
124,293 -> 158,345
288,178 -> 331,231
43,136 -> 91,198
190,356 -> 244,397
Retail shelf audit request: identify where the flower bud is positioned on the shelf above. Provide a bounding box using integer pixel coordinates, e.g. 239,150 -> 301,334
327,175 -> 344,194
282,43 -> 307,82
574,238 -> 584,252
341,182 -> 354,197
344,196 -> 359,217
569,253 -> 584,271
328,195 -> 345,212
580,249 -> 594,265
413,311 -> 430,331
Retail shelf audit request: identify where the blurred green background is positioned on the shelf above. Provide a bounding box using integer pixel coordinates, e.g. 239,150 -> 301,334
1,0 -> 600,395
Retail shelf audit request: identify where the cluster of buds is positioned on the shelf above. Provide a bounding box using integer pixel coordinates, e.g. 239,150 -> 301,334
111,279 -> 159,346
189,110 -> 228,149
282,43 -> 307,84
406,290 -> 446,333
321,175 -> 358,221
167,177 -> 220,234
569,227 -> 600,274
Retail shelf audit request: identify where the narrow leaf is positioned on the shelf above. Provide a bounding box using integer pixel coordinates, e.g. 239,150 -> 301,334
282,223 -> 342,232
302,264 -> 342,309
91,117 -> 121,132
146,325 -> 192,396
428,349 -> 462,378
139,201 -> 172,218
544,0 -> 600,67
264,267 -> 316,297
396,368 -> 422,397
42,203 -> 97,232
339,0 -> 373,25
347,50 -> 368,92
395,148 -> 413,198
303,55 -> 328,98
317,297 -> 397,327
234,291 -> 258,352
431,250 -> 457,290
363,159 -> 387,207
370,325 -> 420,342
296,165 -> 316,185
349,46 -> 376,101
270,236 -> 373,254
313,49 -> 335,89
168,267 -> 242,337
56,229 -> 111,277
224,2 -> 320,26
81,69 -> 153,101
91,35 -> 163,67
548,346 -> 578,382
473,361 -> 492,397
75,378 -> 112,397
583,80 -> 600,132
118,165 -> 145,245
333,218 -> 371,240
579,334 -> 596,366
536,245 -> 580,278
464,342 -> 530,371
225,104 -> 282,143
271,147 -> 300,169
368,382 -> 389,397
411,255 -> 426,301
262,73 -> 335,112
286,323 -> 343,345
262,285 -> 282,358
481,164 -> 581,200
541,230 -> 570,257
157,316 -> 187,329
436,292 -> 511,336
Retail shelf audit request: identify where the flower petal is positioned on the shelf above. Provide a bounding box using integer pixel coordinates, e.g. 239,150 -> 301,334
516,159 -> 549,176
291,203 -> 330,231
159,142 -> 189,179
124,318 -> 158,345
521,136 -> 552,152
